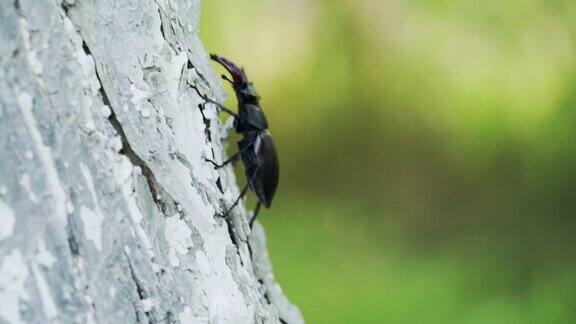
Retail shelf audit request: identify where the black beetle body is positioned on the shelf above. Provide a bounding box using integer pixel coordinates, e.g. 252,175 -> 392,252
207,54 -> 279,227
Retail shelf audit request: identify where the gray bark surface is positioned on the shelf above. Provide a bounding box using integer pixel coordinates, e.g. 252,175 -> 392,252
0,0 -> 303,323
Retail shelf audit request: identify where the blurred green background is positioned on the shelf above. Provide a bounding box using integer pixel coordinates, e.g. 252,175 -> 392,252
201,0 -> 576,322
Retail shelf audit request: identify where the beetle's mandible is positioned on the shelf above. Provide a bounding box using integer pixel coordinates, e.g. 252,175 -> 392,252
205,53 -> 279,228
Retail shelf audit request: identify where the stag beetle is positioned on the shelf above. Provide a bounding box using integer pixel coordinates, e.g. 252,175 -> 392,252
204,54 -> 279,228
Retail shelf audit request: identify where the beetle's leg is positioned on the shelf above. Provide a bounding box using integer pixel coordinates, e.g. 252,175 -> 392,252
249,201 -> 262,228
221,182 -> 250,218
220,167 -> 259,218
190,82 -> 239,118
204,97 -> 238,118
204,140 -> 253,169
204,151 -> 241,169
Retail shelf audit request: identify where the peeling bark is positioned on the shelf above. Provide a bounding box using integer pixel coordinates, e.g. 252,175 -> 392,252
0,0 -> 303,323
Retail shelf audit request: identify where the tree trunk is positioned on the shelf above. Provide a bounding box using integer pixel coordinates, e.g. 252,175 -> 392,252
0,0 -> 303,323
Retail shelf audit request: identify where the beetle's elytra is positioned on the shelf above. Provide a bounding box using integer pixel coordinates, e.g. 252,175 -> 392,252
206,54 -> 279,228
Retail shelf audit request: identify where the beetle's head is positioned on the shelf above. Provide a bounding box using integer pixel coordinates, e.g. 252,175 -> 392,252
210,53 -> 260,104
237,82 -> 260,104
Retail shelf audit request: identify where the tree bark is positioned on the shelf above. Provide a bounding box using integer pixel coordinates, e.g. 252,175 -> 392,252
0,0 -> 303,323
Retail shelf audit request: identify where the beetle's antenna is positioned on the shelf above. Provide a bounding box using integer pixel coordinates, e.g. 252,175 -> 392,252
221,74 -> 234,84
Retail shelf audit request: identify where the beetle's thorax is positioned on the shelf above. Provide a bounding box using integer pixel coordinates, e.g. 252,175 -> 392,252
232,82 -> 268,132
235,102 -> 268,132
233,82 -> 260,105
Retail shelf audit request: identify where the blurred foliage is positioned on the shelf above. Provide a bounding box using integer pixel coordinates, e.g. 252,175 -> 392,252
201,0 -> 576,322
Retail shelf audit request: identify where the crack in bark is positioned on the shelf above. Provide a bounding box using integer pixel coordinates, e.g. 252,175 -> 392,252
95,65 -> 169,214
197,102 -> 212,141
153,2 -> 179,54
188,82 -> 217,146
67,216 -> 80,256
187,80 -> 245,252
180,55 -> 256,261
79,40 -> 180,216
215,177 -> 224,194
257,278 -> 275,308
60,2 -> 188,220
158,9 -> 165,40
127,255 -> 155,324
184,59 -> 215,146
226,221 -> 239,248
